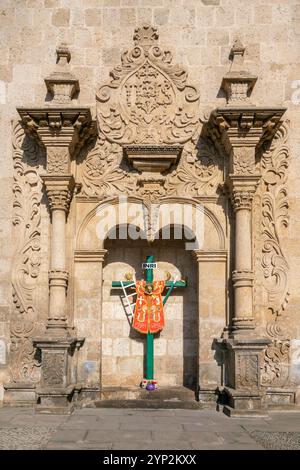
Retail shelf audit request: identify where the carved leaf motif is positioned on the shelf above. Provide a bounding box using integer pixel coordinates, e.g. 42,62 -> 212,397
261,122 -> 290,316
47,147 -> 68,174
10,122 -> 42,383
96,25 -> 199,145
261,339 -> 290,387
10,320 -> 41,383
12,123 -> 42,315
165,136 -> 223,196
79,137 -> 136,197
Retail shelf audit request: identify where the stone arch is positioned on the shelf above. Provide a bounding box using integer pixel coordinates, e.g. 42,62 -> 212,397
75,196 -> 225,252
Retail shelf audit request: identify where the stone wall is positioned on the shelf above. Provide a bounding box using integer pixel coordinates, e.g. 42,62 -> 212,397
0,0 -> 300,403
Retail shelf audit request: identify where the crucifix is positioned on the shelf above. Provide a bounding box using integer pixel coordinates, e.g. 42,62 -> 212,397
112,255 -> 187,389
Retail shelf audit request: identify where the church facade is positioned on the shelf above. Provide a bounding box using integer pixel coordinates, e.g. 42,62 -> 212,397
0,1 -> 299,416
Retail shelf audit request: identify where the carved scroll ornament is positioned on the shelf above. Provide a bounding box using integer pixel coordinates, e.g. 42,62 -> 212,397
165,135 -> 223,196
261,122 -> 289,316
10,122 -> 43,383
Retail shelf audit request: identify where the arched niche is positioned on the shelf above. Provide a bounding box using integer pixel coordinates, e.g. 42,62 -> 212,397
75,196 -> 225,253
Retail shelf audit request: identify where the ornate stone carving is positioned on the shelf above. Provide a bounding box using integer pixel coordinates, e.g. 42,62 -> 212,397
47,147 -> 69,174
237,354 -> 259,388
165,136 -> 223,196
96,25 -> 199,145
261,122 -> 289,316
42,352 -> 65,386
261,320 -> 290,387
231,189 -> 255,211
79,136 -> 135,197
232,147 -> 256,175
43,175 -> 75,213
11,122 -> 43,383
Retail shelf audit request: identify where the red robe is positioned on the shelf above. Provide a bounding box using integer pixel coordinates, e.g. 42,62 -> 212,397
132,280 -> 165,334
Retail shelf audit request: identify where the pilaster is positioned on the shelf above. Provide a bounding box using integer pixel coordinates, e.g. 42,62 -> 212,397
15,46 -> 93,412
208,40 -> 286,416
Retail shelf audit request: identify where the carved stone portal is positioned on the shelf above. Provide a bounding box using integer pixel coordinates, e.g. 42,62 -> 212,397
6,27 -> 293,415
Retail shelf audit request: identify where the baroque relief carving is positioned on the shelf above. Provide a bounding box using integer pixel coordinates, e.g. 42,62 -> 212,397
96,25 -> 199,146
233,148 -> 256,175
11,122 -> 43,383
237,355 -> 259,388
47,147 -> 69,174
261,321 -> 290,387
79,135 -> 135,197
261,122 -> 290,316
165,134 -> 223,196
258,122 -> 290,387
42,352 -> 65,386
231,189 -> 255,211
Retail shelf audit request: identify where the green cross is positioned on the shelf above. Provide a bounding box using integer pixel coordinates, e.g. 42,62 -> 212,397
112,255 -> 187,383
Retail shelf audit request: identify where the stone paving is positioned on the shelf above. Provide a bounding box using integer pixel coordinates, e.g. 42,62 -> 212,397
0,407 -> 300,450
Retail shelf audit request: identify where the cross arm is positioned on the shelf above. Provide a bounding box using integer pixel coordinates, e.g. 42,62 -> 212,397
111,280 -> 187,288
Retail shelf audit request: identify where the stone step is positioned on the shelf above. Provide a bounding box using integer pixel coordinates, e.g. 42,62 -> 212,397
91,387 -> 200,409
93,399 -> 201,410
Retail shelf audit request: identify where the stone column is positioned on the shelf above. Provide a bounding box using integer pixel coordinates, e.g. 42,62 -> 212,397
230,176 -> 259,337
43,175 -> 75,336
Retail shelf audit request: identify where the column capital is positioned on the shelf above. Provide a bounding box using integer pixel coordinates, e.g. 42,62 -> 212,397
227,175 -> 260,212
42,175 -> 75,213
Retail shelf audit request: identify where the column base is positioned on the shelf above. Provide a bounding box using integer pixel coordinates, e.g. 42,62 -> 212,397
33,334 -> 84,413
36,385 -> 75,414
198,388 -> 218,408
223,387 -> 268,417
221,337 -> 270,417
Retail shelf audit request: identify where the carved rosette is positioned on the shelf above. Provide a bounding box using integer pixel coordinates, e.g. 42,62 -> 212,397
10,122 -> 44,384
47,147 -> 69,174
232,147 -> 256,175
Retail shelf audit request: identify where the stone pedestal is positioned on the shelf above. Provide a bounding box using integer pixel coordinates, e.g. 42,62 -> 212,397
33,336 -> 83,413
221,338 -> 270,417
